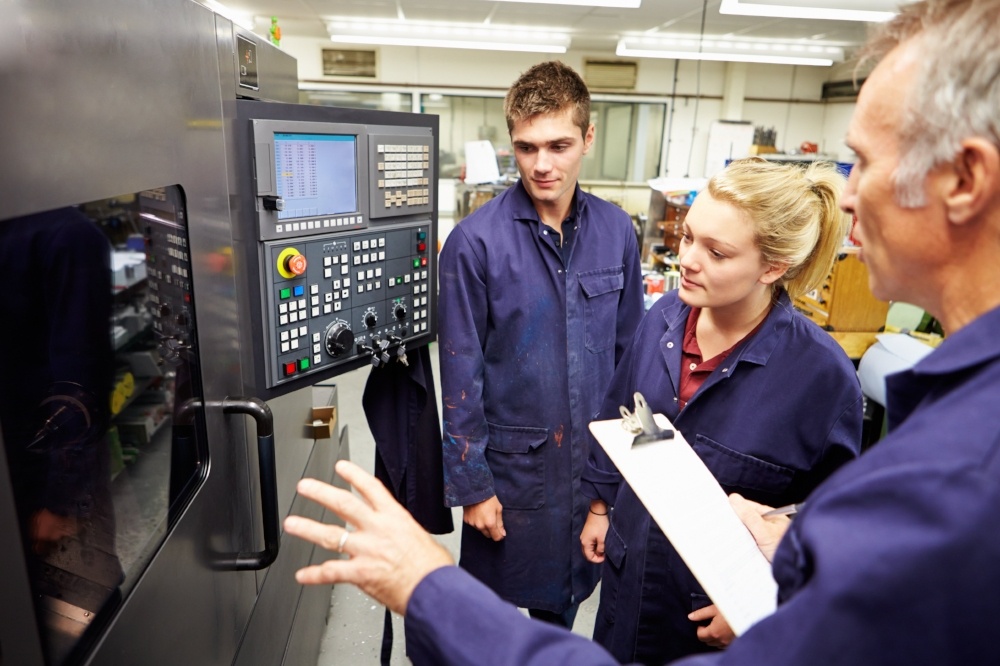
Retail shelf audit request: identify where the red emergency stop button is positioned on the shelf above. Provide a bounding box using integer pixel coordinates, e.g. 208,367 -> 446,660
276,247 -> 307,279
284,362 -> 296,376
285,253 -> 307,276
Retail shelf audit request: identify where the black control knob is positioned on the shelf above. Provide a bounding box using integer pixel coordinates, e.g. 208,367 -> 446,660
393,303 -> 407,321
324,322 -> 354,357
364,311 -> 378,329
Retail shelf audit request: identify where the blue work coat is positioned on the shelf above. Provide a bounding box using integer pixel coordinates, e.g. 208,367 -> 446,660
363,345 -> 453,535
438,180 -> 644,612
582,290 -> 862,663
403,308 -> 1000,666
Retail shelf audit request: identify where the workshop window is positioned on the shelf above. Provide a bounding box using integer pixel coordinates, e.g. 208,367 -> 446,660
582,101 -> 666,182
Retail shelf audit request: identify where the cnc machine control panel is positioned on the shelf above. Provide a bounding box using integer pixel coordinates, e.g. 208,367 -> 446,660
265,224 -> 431,384
245,113 -> 437,392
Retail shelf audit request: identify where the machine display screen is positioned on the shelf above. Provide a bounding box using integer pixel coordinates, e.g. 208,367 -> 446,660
273,132 -> 358,220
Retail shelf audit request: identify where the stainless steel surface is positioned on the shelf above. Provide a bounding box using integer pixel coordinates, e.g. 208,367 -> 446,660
271,391 -> 325,527
233,386 -> 345,666
2,1 -> 274,664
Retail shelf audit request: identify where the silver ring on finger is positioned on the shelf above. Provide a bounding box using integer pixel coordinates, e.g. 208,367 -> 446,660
337,530 -> 350,553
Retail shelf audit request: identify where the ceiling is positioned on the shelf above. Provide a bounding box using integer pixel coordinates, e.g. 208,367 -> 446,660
219,0 -> 899,58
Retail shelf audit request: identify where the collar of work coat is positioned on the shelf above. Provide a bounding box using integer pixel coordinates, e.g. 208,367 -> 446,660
506,179 -> 589,231
656,289 -> 795,398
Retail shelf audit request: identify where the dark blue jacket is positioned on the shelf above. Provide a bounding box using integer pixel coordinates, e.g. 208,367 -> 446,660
582,290 -> 862,662
404,304 -> 1000,666
438,180 -> 644,611
363,344 -> 453,535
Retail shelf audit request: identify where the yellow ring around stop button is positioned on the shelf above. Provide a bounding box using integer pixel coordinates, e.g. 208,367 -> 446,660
276,247 -> 306,279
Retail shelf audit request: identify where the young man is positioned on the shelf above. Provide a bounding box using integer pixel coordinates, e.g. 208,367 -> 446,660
285,2 -> 1000,663
436,60 -> 644,627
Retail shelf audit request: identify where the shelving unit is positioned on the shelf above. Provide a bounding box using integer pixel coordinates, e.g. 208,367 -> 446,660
644,187 -> 690,264
793,248 -> 889,361
794,249 -> 890,332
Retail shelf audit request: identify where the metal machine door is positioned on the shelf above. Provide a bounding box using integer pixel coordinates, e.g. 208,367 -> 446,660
0,1 -> 269,662
0,188 -> 273,664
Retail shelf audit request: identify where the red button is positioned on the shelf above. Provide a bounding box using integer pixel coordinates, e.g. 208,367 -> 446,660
284,362 -> 296,376
285,253 -> 308,276
420,257 -> 428,266
417,242 -> 426,252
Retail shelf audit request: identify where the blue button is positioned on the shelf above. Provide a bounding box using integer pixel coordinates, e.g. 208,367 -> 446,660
293,285 -> 304,297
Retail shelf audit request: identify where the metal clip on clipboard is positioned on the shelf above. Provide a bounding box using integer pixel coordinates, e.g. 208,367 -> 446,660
619,392 -> 675,447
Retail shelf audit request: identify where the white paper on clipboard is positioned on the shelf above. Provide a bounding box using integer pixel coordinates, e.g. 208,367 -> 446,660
589,415 -> 778,635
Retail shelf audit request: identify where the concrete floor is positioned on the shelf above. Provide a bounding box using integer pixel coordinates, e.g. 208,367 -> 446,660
314,341 -> 601,665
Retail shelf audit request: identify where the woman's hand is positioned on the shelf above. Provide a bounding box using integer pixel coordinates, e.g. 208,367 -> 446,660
580,501 -> 610,563
729,493 -> 792,563
688,604 -> 736,648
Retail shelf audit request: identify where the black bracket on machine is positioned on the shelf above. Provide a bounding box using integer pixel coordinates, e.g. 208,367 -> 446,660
358,335 -> 408,369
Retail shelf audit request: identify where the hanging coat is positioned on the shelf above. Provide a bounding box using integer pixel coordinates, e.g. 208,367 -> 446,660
363,344 -> 453,535
438,180 -> 645,612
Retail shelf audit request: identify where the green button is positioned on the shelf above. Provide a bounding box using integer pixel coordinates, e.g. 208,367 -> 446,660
279,288 -> 291,300
299,358 -> 310,371
412,258 -> 420,268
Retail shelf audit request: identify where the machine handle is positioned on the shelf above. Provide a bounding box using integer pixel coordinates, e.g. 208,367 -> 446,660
221,396 -> 280,570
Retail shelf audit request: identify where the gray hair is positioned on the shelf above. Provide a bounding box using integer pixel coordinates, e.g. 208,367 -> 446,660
859,0 -> 1000,207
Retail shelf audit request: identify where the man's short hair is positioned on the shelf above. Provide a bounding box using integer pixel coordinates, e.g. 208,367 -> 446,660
503,61 -> 591,138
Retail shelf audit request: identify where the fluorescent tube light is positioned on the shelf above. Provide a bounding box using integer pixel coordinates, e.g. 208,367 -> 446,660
617,34 -> 844,66
330,35 -> 568,53
328,18 -> 572,54
491,0 -> 641,7
719,0 -> 896,22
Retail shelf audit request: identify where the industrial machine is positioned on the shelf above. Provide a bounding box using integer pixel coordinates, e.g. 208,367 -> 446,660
0,2 -> 437,664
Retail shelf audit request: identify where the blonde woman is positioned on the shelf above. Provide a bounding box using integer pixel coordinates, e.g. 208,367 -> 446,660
580,158 -> 864,664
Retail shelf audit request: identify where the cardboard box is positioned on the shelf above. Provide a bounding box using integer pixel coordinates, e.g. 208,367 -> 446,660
305,406 -> 337,439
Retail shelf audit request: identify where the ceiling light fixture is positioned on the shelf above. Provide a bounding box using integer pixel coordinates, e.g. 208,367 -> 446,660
327,18 -> 572,54
491,0 -> 641,7
616,34 -> 845,66
718,0 -> 897,22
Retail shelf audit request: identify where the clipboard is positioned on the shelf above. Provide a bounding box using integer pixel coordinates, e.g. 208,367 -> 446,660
589,414 -> 778,635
